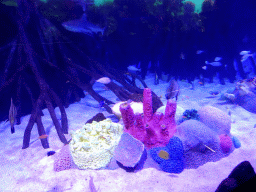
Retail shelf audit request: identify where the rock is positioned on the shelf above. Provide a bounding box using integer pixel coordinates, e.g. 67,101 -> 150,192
198,105 -> 231,135
116,149 -> 147,172
85,113 -> 106,124
113,132 -> 145,168
216,161 -> 256,192
176,120 -> 219,152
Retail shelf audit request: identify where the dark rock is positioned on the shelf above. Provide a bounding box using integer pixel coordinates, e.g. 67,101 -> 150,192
216,161 -> 256,192
47,151 -> 56,156
85,113 -> 106,124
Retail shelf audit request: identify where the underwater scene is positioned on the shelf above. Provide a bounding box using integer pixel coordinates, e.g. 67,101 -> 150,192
1,0 -> 256,191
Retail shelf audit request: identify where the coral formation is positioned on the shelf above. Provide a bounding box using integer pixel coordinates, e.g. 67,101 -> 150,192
180,109 -> 200,123
120,88 -> 177,149
176,119 -> 219,152
69,119 -> 123,169
219,134 -> 233,153
198,105 -> 231,135
53,144 -> 72,172
149,136 -> 184,173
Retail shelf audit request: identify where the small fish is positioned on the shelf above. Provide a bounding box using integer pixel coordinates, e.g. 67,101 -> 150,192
96,77 -> 111,84
241,54 -> 253,62
202,66 -> 207,70
165,79 -> 180,100
214,57 -> 222,62
205,61 -> 222,67
154,72 -> 159,85
99,100 -> 105,108
47,151 -> 56,156
39,134 -> 48,139
158,150 -> 170,160
127,65 -> 141,72
180,52 -> 185,59
9,98 -> 17,134
198,81 -> 204,85
240,50 -> 251,55
196,50 -> 204,54
209,91 -> 220,96
89,176 -> 98,192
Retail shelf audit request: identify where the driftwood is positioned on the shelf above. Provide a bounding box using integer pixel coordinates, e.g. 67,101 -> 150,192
0,0 -> 162,149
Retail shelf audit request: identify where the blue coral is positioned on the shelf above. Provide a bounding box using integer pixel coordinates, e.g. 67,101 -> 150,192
232,136 -> 241,148
149,136 -> 185,173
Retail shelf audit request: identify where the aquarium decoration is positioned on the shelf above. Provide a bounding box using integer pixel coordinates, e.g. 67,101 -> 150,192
69,119 -> 123,169
181,109 -> 200,122
120,88 -> 177,149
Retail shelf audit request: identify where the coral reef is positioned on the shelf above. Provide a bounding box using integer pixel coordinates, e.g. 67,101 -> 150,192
53,144 -> 72,172
69,119 -> 123,169
120,88 -> 177,149
180,109 -> 200,123
149,136 -> 184,173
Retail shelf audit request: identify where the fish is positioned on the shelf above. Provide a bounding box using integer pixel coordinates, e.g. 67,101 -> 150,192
89,176 -> 98,192
62,14 -> 104,35
241,54 -> 253,62
154,72 -> 159,85
198,81 -> 204,85
209,91 -> 220,96
214,57 -> 222,62
9,98 -> 17,134
180,52 -> 185,59
127,65 -> 141,73
158,150 -> 170,160
39,134 -> 48,139
196,50 -> 204,54
99,100 -> 105,108
95,77 -> 111,84
205,61 -> 222,67
202,66 -> 207,70
240,50 -> 251,55
165,79 -> 180,100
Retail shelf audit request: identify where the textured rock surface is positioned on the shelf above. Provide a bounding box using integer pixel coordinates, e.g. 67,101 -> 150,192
176,120 -> 219,152
69,119 -> 123,169
198,105 -> 231,135
113,132 -> 144,167
53,145 -> 72,172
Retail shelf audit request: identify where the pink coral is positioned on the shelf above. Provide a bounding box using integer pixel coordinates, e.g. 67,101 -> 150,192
53,144 -> 72,172
219,134 -> 232,153
120,88 -> 177,149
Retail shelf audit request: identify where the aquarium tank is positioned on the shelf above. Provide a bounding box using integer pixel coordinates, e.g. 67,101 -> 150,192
1,0 -> 256,191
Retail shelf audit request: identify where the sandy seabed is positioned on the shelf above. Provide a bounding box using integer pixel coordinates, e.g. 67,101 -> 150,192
1,73 -> 256,192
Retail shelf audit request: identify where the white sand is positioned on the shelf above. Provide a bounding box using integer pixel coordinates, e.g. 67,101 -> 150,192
1,73 -> 256,192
